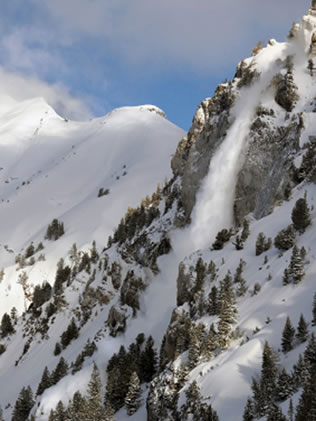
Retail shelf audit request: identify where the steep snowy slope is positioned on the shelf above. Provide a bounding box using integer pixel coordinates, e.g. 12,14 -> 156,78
0,98 -> 184,315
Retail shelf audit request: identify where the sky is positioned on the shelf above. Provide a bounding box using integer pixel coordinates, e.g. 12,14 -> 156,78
0,0 -> 311,130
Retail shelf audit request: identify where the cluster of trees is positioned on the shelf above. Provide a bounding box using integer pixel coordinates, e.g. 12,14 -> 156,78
179,380 -> 219,421
48,364 -> 116,421
15,242 -> 45,268
45,219 -> 65,241
234,220 -> 250,250
274,56 -> 299,112
244,332 -> 316,420
282,245 -> 306,285
111,184 -> 163,246
255,232 -> 272,256
105,334 -> 157,411
161,270 -> 239,370
54,317 -> 79,355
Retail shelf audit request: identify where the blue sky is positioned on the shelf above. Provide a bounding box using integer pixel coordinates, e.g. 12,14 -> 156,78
0,0 -> 311,130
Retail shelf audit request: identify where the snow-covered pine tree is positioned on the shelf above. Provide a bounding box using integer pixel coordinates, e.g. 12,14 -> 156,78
242,398 -> 255,421
312,292 -> 316,326
84,363 -> 104,421
296,313 -> 309,344
36,366 -> 52,396
275,368 -> 293,401
291,196 -> 312,233
289,245 -> 305,284
281,316 -> 296,353
124,371 -> 142,416
217,272 -> 238,349
11,386 -> 34,421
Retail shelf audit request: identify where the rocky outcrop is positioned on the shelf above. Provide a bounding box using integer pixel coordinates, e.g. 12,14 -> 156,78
107,305 -> 129,337
234,115 -> 302,223
171,83 -> 235,223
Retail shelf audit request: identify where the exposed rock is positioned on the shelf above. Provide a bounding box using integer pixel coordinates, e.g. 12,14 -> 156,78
107,305 -> 129,337
234,119 -> 301,223
310,32 -> 316,56
120,270 -> 146,313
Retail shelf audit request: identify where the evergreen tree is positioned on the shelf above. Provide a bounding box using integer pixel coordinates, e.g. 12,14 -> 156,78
304,333 -> 316,368
139,336 -> 157,383
312,292 -> 316,326
52,357 -> 68,385
281,316 -> 296,353
0,406 -> 3,421
292,354 -> 310,390
54,400 -> 66,421
11,386 -> 34,421
275,368 -> 293,401
282,268 -> 290,286
125,371 -> 142,416
296,314 -> 309,344
288,398 -> 294,421
1,312 -> 14,337
217,272 -> 238,349
266,403 -> 287,421
105,366 -> 126,411
242,398 -> 255,421
188,329 -> 201,369
241,219 -> 250,242
60,318 -> 79,349
104,401 -> 115,421
291,196 -> 311,233
37,366 -> 52,395
295,369 -> 316,421
84,363 -> 104,421
289,245 -> 305,284
208,286 -> 219,315
259,342 -> 278,416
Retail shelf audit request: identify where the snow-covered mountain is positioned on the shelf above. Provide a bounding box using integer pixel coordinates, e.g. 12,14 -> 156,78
1,4 -> 316,421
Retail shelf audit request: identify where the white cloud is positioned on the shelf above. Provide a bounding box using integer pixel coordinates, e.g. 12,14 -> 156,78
33,0 -> 311,73
0,67 -> 92,120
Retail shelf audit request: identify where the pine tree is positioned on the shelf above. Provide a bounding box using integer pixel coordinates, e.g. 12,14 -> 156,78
125,371 -> 142,416
296,314 -> 309,344
312,292 -> 316,326
11,386 -> 34,421
54,400 -> 66,421
281,316 -> 295,353
82,363 -> 104,421
37,366 -> 52,395
1,312 -> 14,337
188,329 -> 201,369
289,245 -> 305,284
291,196 -> 311,233
259,342 -> 278,416
52,357 -> 69,385
242,398 -> 255,421
275,368 -> 293,401
292,353 -> 310,390
304,333 -> 316,368
295,369 -> 316,421
288,398 -> 294,421
282,268 -> 290,286
266,403 -> 287,421
104,401 -> 115,421
208,286 -> 219,315
217,272 -> 238,349
139,336 -> 157,383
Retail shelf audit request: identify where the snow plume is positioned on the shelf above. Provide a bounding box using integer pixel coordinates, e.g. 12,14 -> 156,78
190,64 -> 282,251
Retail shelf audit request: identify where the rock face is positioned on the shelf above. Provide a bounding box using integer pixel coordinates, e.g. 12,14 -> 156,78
171,84 -> 235,223
107,305 -> 129,337
234,114 -> 302,223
